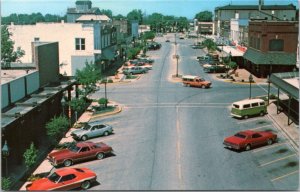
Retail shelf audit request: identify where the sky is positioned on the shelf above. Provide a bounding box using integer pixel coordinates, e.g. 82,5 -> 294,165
1,0 -> 298,19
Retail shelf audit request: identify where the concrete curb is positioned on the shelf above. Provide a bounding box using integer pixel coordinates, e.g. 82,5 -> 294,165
90,105 -> 122,120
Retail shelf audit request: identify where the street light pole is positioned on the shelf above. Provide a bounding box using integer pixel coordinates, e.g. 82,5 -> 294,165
249,74 -> 253,99
104,78 -> 107,108
267,75 -> 271,105
176,55 -> 179,77
2,140 -> 9,177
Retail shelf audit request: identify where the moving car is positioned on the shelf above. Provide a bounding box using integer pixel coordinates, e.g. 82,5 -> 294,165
223,130 -> 277,151
71,121 -> 113,141
26,167 -> 97,190
47,141 -> 113,167
231,99 -> 267,119
182,75 -> 211,88
123,66 -> 148,75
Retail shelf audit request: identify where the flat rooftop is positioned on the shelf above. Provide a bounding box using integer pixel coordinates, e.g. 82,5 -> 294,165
284,78 -> 299,89
1,69 -> 37,84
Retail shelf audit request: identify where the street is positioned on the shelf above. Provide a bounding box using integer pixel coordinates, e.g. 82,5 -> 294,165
76,34 -> 298,190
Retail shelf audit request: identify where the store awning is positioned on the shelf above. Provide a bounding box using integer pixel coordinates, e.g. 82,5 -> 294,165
270,72 -> 299,100
218,46 -> 244,57
101,48 -> 115,60
244,48 -> 296,65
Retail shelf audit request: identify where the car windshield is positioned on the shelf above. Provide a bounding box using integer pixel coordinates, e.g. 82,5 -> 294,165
82,124 -> 91,130
68,144 -> 80,152
48,172 -> 61,183
234,133 -> 246,139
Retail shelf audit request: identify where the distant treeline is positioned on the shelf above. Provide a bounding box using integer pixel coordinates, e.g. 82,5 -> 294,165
1,13 -> 66,25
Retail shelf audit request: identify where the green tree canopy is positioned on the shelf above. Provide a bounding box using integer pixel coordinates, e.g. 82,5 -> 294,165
46,115 -> 69,143
23,142 -> 38,169
141,31 -> 155,41
195,11 -> 213,22
202,38 -> 217,52
101,9 -> 113,18
113,14 -> 125,20
1,13 -> 66,25
75,62 -> 101,97
1,25 -> 25,68
127,9 -> 143,24
69,97 -> 87,112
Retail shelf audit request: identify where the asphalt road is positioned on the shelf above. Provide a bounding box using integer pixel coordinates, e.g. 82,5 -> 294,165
80,34 -> 299,190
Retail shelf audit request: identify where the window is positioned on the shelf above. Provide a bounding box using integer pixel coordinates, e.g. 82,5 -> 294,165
259,102 -> 265,106
269,39 -> 284,51
98,125 -> 106,129
233,104 -> 240,109
256,38 -> 260,50
75,38 -> 85,50
252,133 -> 262,138
80,147 -> 90,152
243,104 -> 251,109
60,174 -> 76,182
34,37 -> 40,41
251,103 -> 259,107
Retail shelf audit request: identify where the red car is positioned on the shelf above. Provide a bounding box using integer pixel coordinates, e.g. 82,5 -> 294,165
26,167 -> 97,190
223,130 -> 277,151
47,141 -> 113,167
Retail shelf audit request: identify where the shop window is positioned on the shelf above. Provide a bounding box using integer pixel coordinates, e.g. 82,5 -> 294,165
269,39 -> 284,51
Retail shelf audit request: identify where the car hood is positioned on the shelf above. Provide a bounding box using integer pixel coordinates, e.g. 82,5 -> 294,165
71,129 -> 87,135
27,178 -> 57,190
224,136 -> 245,144
49,149 -> 74,159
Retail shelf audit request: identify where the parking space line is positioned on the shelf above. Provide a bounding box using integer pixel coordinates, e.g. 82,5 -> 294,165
258,154 -> 297,167
252,142 -> 288,153
237,117 -> 265,124
249,124 -> 271,130
271,170 -> 299,182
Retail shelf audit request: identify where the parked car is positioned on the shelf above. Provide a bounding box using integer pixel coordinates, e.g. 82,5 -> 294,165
223,130 -> 277,151
203,64 -> 227,73
231,99 -> 267,119
123,66 -> 148,75
26,167 -> 97,190
166,39 -> 170,42
192,44 -> 205,49
137,57 -> 154,64
147,42 -> 161,50
71,121 -> 113,141
182,75 -> 211,88
47,141 -> 113,167
197,55 -> 210,61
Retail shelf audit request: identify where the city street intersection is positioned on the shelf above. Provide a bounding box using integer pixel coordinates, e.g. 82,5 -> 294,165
65,34 -> 298,190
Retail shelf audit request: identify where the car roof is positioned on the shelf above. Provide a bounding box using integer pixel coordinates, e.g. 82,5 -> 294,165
76,141 -> 95,148
88,120 -> 103,125
55,168 -> 78,176
239,130 -> 256,136
182,75 -> 200,79
232,98 -> 265,105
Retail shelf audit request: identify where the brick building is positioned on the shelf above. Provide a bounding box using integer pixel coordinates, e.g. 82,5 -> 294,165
243,20 -> 298,77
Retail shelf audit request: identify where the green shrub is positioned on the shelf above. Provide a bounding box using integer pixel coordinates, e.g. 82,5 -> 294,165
98,98 -> 108,107
46,116 -> 69,143
55,141 -> 76,150
23,142 -> 38,169
108,79 -> 113,83
2,177 -> 11,191
270,94 -> 277,99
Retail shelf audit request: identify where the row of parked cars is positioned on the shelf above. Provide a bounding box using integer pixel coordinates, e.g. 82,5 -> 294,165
122,57 -> 154,75
197,54 -> 228,73
26,121 -> 114,190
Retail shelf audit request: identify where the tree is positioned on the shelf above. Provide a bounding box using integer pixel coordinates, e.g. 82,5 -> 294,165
2,177 -> 11,190
113,14 -> 125,20
68,98 -> 87,113
75,62 -> 101,98
98,98 -> 108,108
23,142 -> 38,169
101,9 -> 113,18
46,116 -> 69,143
195,11 -> 213,22
141,31 -> 155,41
127,9 -> 143,24
1,25 -> 25,68
202,38 -> 217,52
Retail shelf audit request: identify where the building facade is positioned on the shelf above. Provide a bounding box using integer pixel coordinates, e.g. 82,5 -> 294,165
197,22 -> 215,35
9,21 -> 118,76
243,21 -> 298,77
214,3 -> 297,38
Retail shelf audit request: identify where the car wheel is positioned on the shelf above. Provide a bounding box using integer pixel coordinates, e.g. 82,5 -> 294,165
201,85 -> 206,89
81,135 -> 88,141
267,139 -> 273,145
244,115 -> 249,119
63,159 -> 72,167
96,153 -> 104,160
104,131 -> 109,136
187,84 -> 190,87
245,144 -> 251,151
260,111 -> 265,116
130,73 -> 133,75
81,180 -> 91,190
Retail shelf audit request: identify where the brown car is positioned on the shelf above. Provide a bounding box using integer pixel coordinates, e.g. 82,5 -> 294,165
47,141 -> 113,167
182,75 -> 211,88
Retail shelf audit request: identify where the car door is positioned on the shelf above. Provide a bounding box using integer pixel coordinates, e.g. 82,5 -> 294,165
251,133 -> 265,147
94,125 -> 104,137
88,125 -> 98,138
56,174 -> 79,191
75,147 -> 92,162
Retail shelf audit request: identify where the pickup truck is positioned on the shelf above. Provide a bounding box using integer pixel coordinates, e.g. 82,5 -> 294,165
47,141 -> 113,167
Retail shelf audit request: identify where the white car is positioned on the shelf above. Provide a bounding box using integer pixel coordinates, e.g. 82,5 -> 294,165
71,121 -> 113,141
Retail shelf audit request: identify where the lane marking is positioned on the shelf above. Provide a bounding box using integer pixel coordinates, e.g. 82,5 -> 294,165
252,142 -> 288,153
236,117 -> 265,124
258,154 -> 297,167
249,124 -> 272,130
124,105 -> 227,109
271,170 -> 299,182
176,106 -> 183,189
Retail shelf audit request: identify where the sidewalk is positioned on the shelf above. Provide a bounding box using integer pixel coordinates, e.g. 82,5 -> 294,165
267,102 -> 299,152
19,102 -> 122,190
